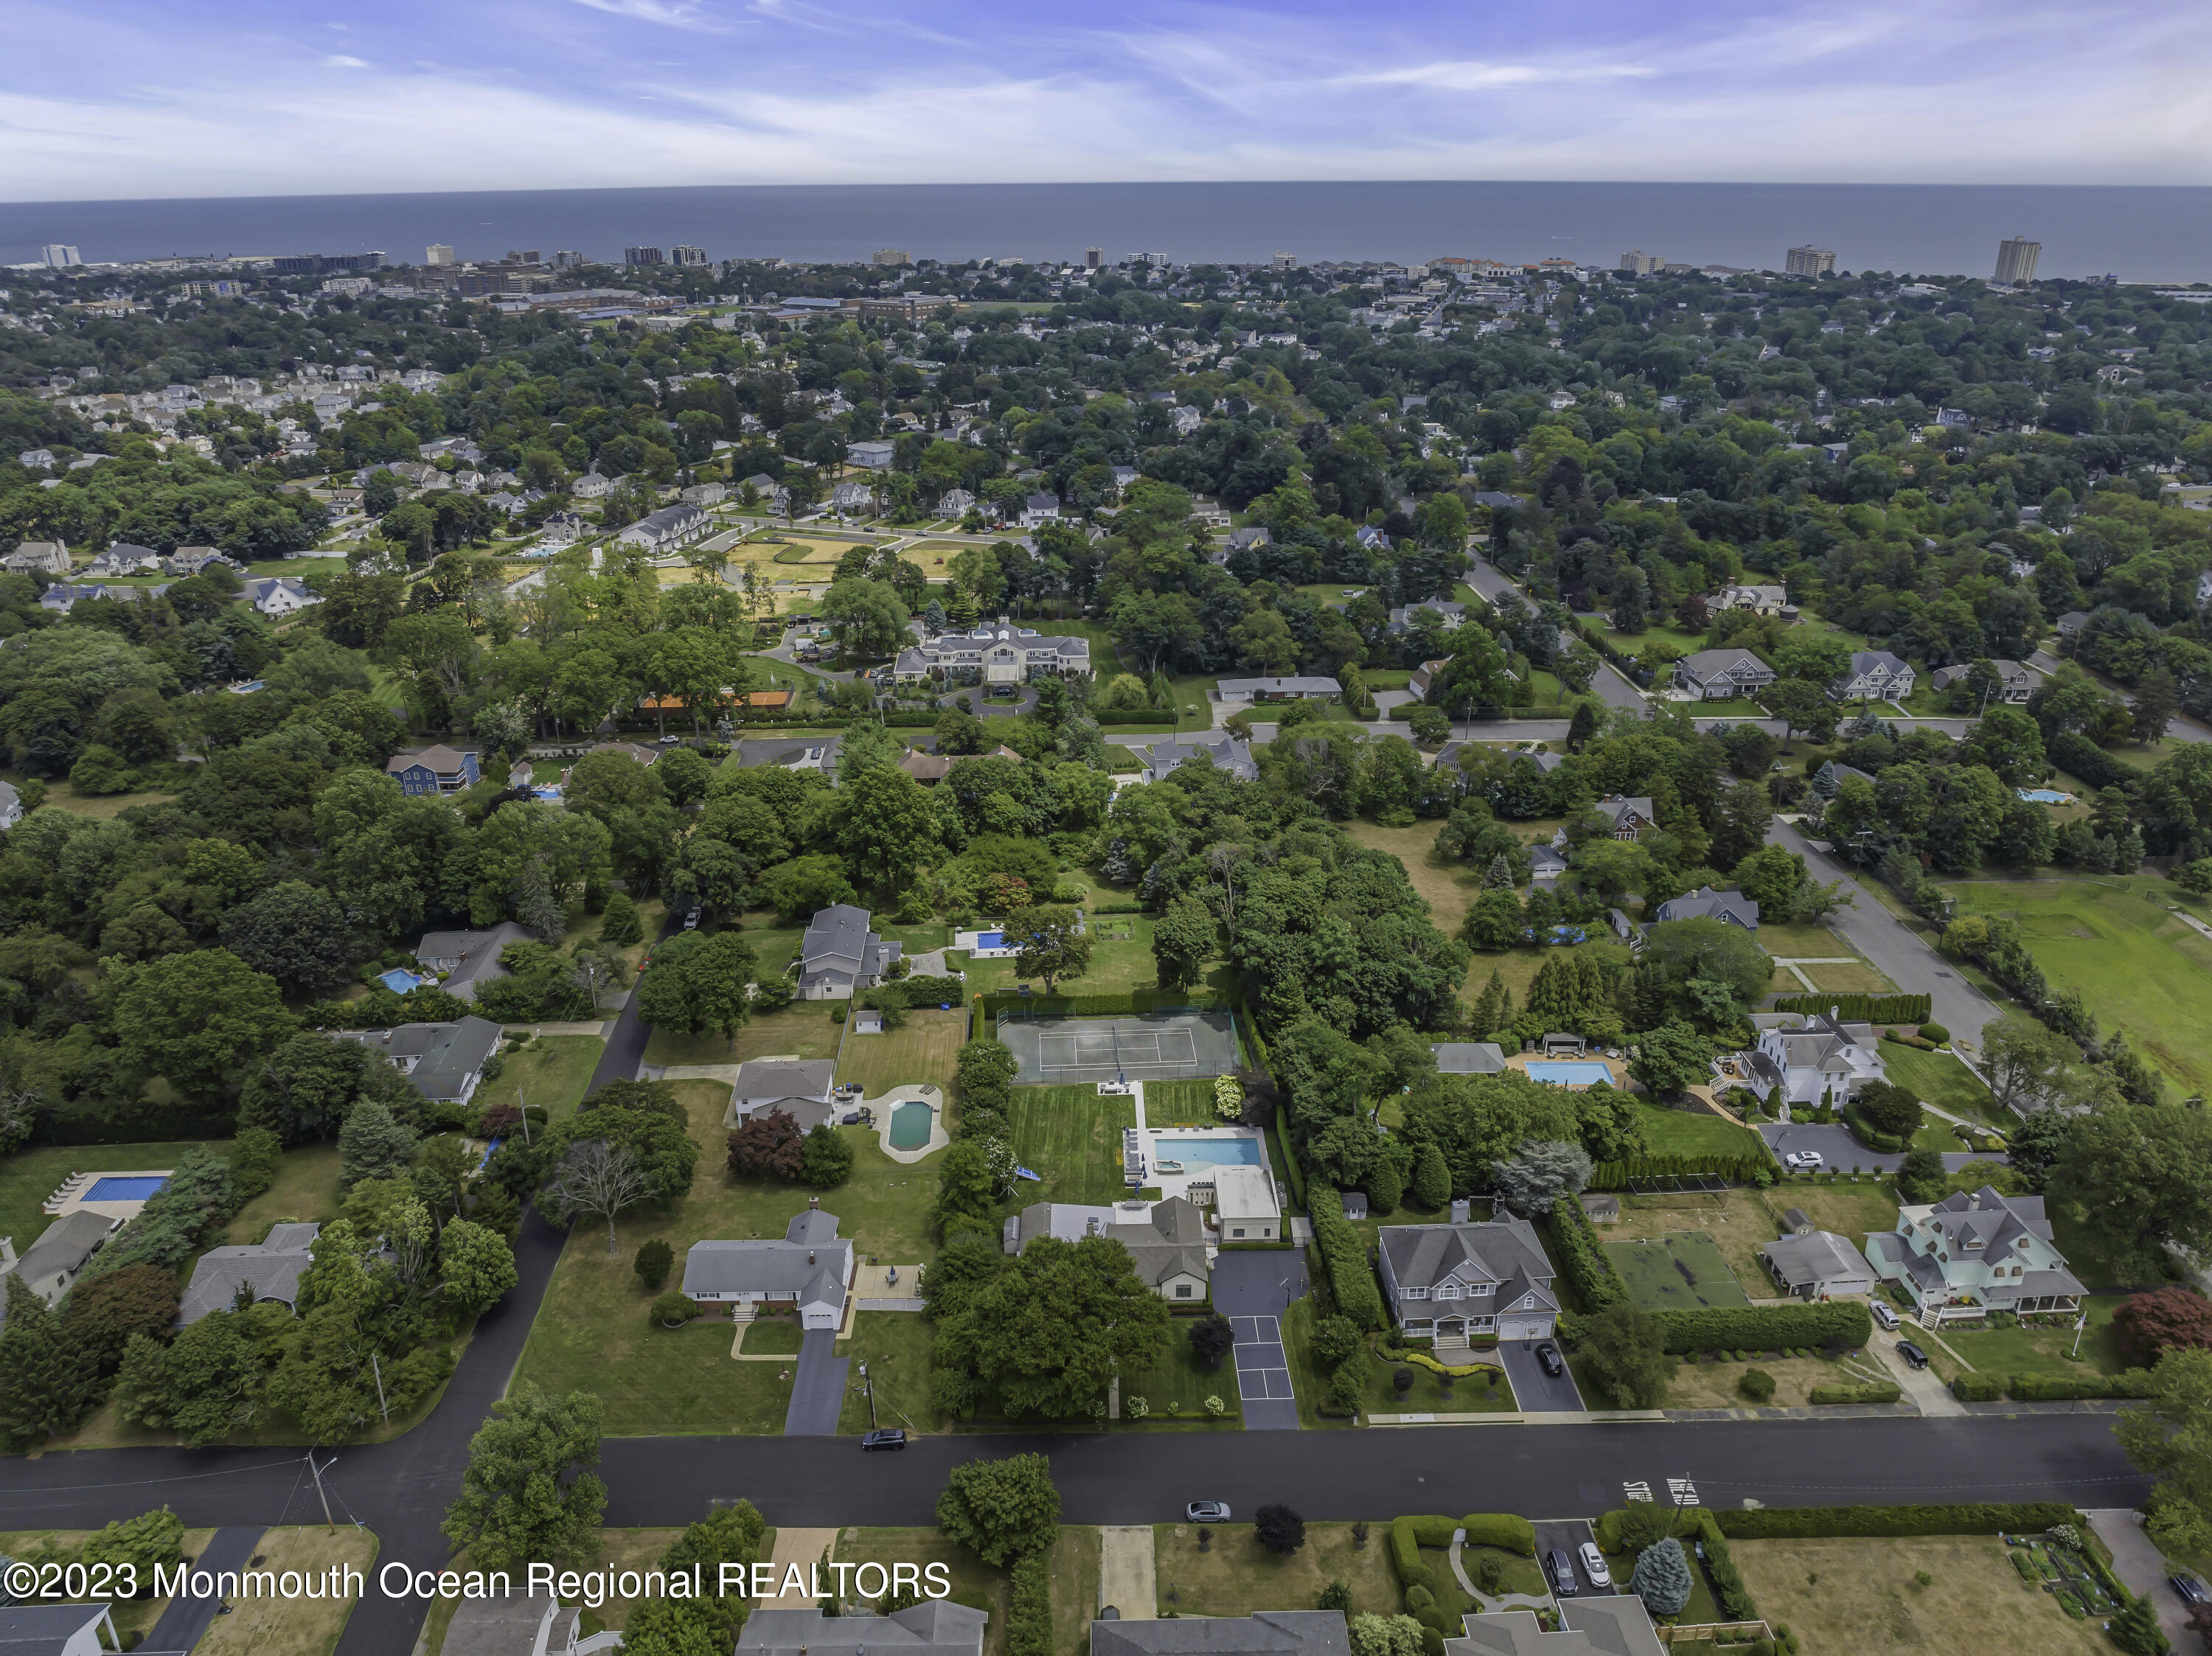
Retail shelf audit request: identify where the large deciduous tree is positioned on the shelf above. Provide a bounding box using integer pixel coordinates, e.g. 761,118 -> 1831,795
930,1235 -> 1171,1419
933,1453 -> 1060,1566
440,1382 -> 608,1571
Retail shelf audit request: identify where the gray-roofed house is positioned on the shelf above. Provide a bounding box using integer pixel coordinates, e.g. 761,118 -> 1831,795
1444,1597 -> 1665,1656
1526,843 -> 1569,888
1930,659 -> 2035,703
240,574 -> 321,616
892,622 -> 1093,687
179,1222 -> 321,1325
2056,610 -> 2089,639
387,744 -> 480,795
0,1210 -> 121,1329
737,735 -> 842,777
798,903 -> 902,1000
414,921 -> 531,1001
1671,647 -> 1776,700
1377,1217 -> 1561,1343
1093,1610 -> 1349,1656
1431,1042 -> 1508,1075
1810,759 -> 1877,799
615,502 -> 711,555
440,1591 -> 581,1656
1139,734 -> 1257,784
727,1058 -> 837,1132
1216,675 -> 1342,702
1708,582 -> 1789,616
1552,795 -> 1655,846
0,781 -> 20,830
1010,1197 -> 1211,1301
1829,649 -> 1915,702
742,1602 -> 986,1656
1737,1009 -> 1885,1107
1388,601 -> 1469,634
1760,1229 -> 1876,1299
331,1015 -> 502,1104
1863,1186 -> 2085,1321
1652,886 -> 1759,930
0,1602 -> 125,1656
681,1206 -> 856,1329
2,540 -> 72,576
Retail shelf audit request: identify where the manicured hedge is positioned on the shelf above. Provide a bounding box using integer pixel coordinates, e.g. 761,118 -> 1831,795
2005,1370 -> 2154,1400
1006,1554 -> 1051,1656
1773,992 -> 1933,1023
1543,1201 -> 1628,1314
980,989 -> 1226,1020
1093,707 -> 1179,726
1692,1512 -> 1760,1623
1311,1189 -> 1384,1329
1459,1514 -> 1536,1556
2051,729 -> 2135,793
1651,1301 -> 1871,1357
1587,1150 -> 1773,1191
1809,1382 -> 1902,1404
1388,1518 -> 1435,1592
1952,1374 -> 2004,1402
1273,1113 -> 1307,1208
1715,1503 -> 2081,1540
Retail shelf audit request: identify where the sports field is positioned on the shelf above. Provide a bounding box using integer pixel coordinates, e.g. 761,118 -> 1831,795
1601,1231 -> 1752,1312
997,1009 -> 1240,1084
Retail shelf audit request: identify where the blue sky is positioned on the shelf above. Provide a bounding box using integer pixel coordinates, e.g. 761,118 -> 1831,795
2,0 -> 2207,200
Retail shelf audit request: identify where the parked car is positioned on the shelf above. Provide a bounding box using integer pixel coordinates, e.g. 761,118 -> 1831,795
1896,1340 -> 1929,1369
1783,1150 -> 1825,1170
1534,1342 -> 1565,1377
860,1429 -> 906,1451
1870,1301 -> 1899,1331
1186,1502 -> 1231,1523
1547,1550 -> 1578,1596
2171,1574 -> 2209,1607
681,907 -> 702,930
1578,1543 -> 1612,1589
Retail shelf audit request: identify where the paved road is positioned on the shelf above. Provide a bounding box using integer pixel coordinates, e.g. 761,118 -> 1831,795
583,910 -> 677,1095
1764,818 -> 2006,1053
1499,1340 -> 1585,1413
1468,557 -> 1647,719
141,1525 -> 264,1655
785,1329 -> 849,1436
1760,1124 -> 2003,1175
1209,1251 -> 1310,1431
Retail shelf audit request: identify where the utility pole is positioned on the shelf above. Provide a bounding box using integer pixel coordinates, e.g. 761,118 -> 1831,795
860,1360 -> 877,1429
308,1453 -> 335,1533
370,1353 -> 390,1424
519,1088 -> 530,1145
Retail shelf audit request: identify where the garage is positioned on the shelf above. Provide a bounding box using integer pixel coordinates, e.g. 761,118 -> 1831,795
1499,1315 -> 1552,1340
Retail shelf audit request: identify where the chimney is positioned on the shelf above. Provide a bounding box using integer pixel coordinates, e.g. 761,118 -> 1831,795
809,1194 -> 821,1210
1450,1198 -> 1471,1224
808,1250 -> 816,1264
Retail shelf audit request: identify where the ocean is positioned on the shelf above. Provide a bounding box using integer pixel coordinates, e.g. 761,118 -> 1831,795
4,181 -> 2211,284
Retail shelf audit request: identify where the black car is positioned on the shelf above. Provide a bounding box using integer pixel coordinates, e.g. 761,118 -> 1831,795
860,1429 -> 907,1451
1896,1340 -> 1929,1369
1546,1549 -> 1578,1596
1534,1342 -> 1565,1377
2173,1574 -> 2210,1607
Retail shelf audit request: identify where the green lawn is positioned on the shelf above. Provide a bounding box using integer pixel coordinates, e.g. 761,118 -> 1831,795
1941,877 -> 2212,1093
738,1317 -> 806,1354
473,1034 -> 605,1121
1603,1231 -> 1753,1311
834,1007 -> 967,1100
1118,1326 -> 1242,1424
641,998 -> 844,1067
1600,620 -> 1708,658
1002,1088 -> 1137,1206
0,1141 -> 225,1255
1366,1354 -> 1515,1416
1632,1102 -> 1767,1158
1922,1295 -> 2129,1382
1879,1043 -> 2003,1126
215,1144 -> 341,1245
1152,1523 -> 1403,1618
955,922 -> 1162,999
836,1310 -> 942,1434
1281,1297 -> 1354,1429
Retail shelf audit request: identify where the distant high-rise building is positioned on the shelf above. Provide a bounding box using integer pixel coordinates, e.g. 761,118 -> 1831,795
1995,237 -> 2042,284
871,248 -> 911,266
625,246 -> 666,267
1619,250 -> 1662,276
551,251 -> 585,270
1085,246 -> 1103,271
1785,245 -> 1836,277
504,248 -> 540,265
39,244 -> 80,269
671,246 -> 709,268
1138,251 -> 1170,268
425,244 -> 456,266
1271,251 -> 1297,269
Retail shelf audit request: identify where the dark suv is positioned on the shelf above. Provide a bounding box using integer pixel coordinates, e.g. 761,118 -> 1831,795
860,1429 -> 907,1451
1546,1549 -> 1578,1596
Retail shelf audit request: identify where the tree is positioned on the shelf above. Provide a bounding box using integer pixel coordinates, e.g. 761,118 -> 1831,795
1578,1301 -> 1670,1409
2108,1597 -> 2167,1656
1346,1615 -> 1422,1656
2118,1350 -> 2212,1573
441,1220 -> 520,1315
544,1140 -> 651,1254
1471,968 -> 1514,1036
1854,1080 -> 1924,1141
935,1453 -> 1060,1565
1175,1312 -> 1236,1374
600,892 -> 644,947
62,1264 -> 181,1377
2004,1107 -> 2070,1193
1490,1140 -> 1593,1216
1762,679 -> 1834,749
440,1382 -> 608,1572
1630,1536 -> 1693,1615
1012,905 -> 1093,995
2114,1288 -> 2212,1371
0,1276 -> 94,1448
634,1239 -> 675,1292
1462,888 -> 1526,952
833,767 -> 941,894
728,1112 -> 806,1181
1629,1021 -> 1710,1098
930,1234 -> 1171,1419
1731,844 -> 1805,922
635,929 -> 758,1039
759,855 -> 858,924
337,1096 -> 417,1193
111,1313 -> 266,1446
2134,668 -> 2182,745
216,880 -> 357,995
801,1121 -> 855,1188
1896,1146 -> 1947,1204
1982,1014 -> 2076,1113
1254,1503 -> 1307,1555
2051,1105 -> 2212,1281
1152,894 -> 1215,990
1708,781 -> 1773,868
111,948 -> 293,1100
1411,1142 -> 1452,1209
820,577 -> 912,658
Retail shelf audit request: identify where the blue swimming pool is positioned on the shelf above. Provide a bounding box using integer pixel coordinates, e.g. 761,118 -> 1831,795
1164,1137 -> 1262,1167
974,930 -> 1005,949
379,968 -> 422,994
84,1175 -> 168,1202
1525,1062 -> 1614,1087
2017,788 -> 2075,804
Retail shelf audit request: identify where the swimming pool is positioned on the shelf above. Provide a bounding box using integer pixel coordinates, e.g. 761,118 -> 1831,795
1524,1062 -> 1614,1087
1161,1137 -> 1262,1167
973,931 -> 1005,950
378,968 -> 422,995
2017,788 -> 2076,804
84,1175 -> 169,1202
889,1101 -> 936,1151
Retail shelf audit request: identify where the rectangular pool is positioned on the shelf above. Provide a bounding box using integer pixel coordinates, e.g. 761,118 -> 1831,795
1161,1137 -> 1262,1167
84,1175 -> 169,1202
1525,1062 -> 1614,1087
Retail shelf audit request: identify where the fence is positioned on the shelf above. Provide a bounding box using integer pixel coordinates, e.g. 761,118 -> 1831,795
1655,1624 -> 1773,1647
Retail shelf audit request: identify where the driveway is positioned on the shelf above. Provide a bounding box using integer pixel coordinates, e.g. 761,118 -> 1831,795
2087,1508 -> 2197,1652
1207,1250 -> 1307,1430
141,1525 -> 265,1655
1867,1329 -> 1964,1416
1760,1122 -> 2001,1175
1531,1519 -> 1605,1597
784,1328 -> 849,1436
1499,1337 -> 1585,1413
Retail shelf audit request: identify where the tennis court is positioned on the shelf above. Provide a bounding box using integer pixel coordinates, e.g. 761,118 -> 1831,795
1601,1230 -> 1752,1312
997,1009 -> 1241,1085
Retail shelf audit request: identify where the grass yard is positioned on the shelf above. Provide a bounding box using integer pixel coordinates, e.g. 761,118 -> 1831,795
834,1007 -> 967,1099
0,1141 -> 224,1254
1153,1522 -> 1402,1618
836,1310 -> 941,1434
1731,1535 -> 2112,1656
1755,1181 -> 1900,1245
1281,1298 -> 1354,1429
642,998 -> 844,1067
1604,1230 -> 1753,1311
1141,1077 -> 1224,1127
954,920 -> 1163,1000
1118,1328 -> 1242,1424
1917,1294 -> 2129,1383
1049,1527 -> 1103,1656
1346,819 -> 1479,944
1366,1355 -> 1515,1416
1879,1043 -> 2005,1128
1796,959 -> 1896,995
216,1144 -> 341,1245
195,1525 -> 380,1656
1756,920 -> 1868,960
1664,1353 -> 1867,1409
741,1316 -> 807,1354
835,1529 -> 1011,1656
1600,1189 -> 1781,1297
1633,1102 -> 1768,1158
1942,876 -> 2212,1093
566,1530 -> 686,1640
471,1034 -> 605,1121
1002,1087 -> 1138,1206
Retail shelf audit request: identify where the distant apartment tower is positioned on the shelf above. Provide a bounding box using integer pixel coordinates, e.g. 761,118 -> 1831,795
1785,245 -> 1836,277
871,248 -> 911,267
1272,251 -> 1297,269
425,244 -> 456,266
504,248 -> 540,265
625,246 -> 667,266
1995,237 -> 2042,284
671,246 -> 710,268
552,251 -> 586,270
1085,247 -> 1104,271
1138,251 -> 1170,268
40,245 -> 81,268
1619,250 -> 1663,275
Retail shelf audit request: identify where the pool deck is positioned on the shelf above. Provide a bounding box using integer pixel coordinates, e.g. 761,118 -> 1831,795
44,1167 -> 174,1227
1140,1124 -> 1269,1203
1501,1052 -> 1629,1091
864,1084 -> 950,1164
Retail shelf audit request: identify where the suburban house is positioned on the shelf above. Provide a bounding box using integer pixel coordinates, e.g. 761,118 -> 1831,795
414,922 -> 530,1001
1377,1217 -> 1561,1343
1736,1009 -> 1886,1106
1759,1228 -> 1875,1299
179,1222 -> 321,1325
680,480 -> 727,507
2,540 -> 72,575
1211,1164 -> 1282,1242
37,585 -> 123,615
86,542 -> 161,577
1552,796 -> 1654,847
798,904 -> 902,1000
1009,1198 -> 1211,1301
726,1058 -> 838,1133
387,745 -> 481,795
1651,886 -> 1759,930
164,546 -> 238,577
1811,758 -> 1877,799
1189,495 -> 1231,527
1444,1598 -> 1665,1656
1216,675 -> 1343,702
1388,601 -> 1469,634
1708,582 -> 1790,616
0,1604 -> 125,1656
1864,1186 -> 2086,1321
900,742 -> 1023,784
571,468 -> 614,500
1929,659 -> 2035,704
1019,492 -> 1062,527
1138,734 -> 1257,784
830,481 -> 876,515
442,1592 -> 582,1656
0,781 -> 20,829
1829,649 -> 1915,702
1411,658 -> 1450,700
0,1211 -> 121,1328
1671,648 -> 1777,700
741,473 -> 792,512
331,1015 -> 503,1104
240,574 -> 322,616
893,622 -> 1093,686
1431,1042 -> 1509,1075
1526,843 -> 1569,888
682,1206 -> 855,1330
741,1603 -> 987,1656
846,439 -> 896,469
1095,1611 -> 1349,1656
616,503 -> 711,555
2056,610 -> 2089,640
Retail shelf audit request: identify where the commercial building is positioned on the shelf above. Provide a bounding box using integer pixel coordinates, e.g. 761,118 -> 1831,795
425,243 -> 456,265
1785,246 -> 1836,277
1995,237 -> 2042,285
625,246 -> 667,266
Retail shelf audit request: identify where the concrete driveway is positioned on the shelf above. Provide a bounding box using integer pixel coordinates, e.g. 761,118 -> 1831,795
783,1328 -> 849,1436
1867,1329 -> 1964,1416
1499,1337 -> 1585,1413
1760,1122 -> 2002,1175
2087,1508 -> 2197,1652
1208,1251 -> 1308,1430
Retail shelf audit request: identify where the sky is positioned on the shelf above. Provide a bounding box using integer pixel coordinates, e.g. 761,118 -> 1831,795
2,0 -> 2208,201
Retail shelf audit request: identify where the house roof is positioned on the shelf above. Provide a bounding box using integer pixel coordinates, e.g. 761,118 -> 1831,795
388,744 -> 473,776
1432,1042 -> 1508,1074
1844,649 -> 1910,678
441,1594 -> 579,1656
1143,734 -> 1258,782
1380,1219 -> 1559,1312
1655,886 -> 1759,928
0,1604 -> 118,1654
1761,1229 -> 1871,1288
734,1059 -> 835,1102
1096,1612 -> 1348,1656
414,922 -> 529,990
801,903 -> 894,982
180,1223 -> 321,1324
1676,647 -> 1772,681
1212,1163 -> 1281,1222
740,1602 -> 989,1656
1218,675 -> 1343,696
333,1016 -> 501,1102
1015,1197 -> 1211,1288
682,1216 -> 852,1315
1445,1598 -> 1664,1656
13,1209 -> 118,1289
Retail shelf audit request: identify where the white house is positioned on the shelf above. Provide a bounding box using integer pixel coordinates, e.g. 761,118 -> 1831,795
240,575 -> 322,616
1211,1163 -> 1281,1242
571,469 -> 615,501
1019,492 -> 1062,527
1930,659 -> 2035,704
894,622 -> 1093,686
0,782 -> 21,829
937,488 -> 976,517
1709,582 -> 1789,615
1736,1009 -> 1885,1106
830,481 -> 876,515
846,439 -> 896,470
682,1206 -> 855,1330
1830,649 -> 1915,702
797,904 -> 902,1000
1216,675 -> 1342,702
1431,1042 -> 1509,1075
1672,648 -> 1776,700
1138,734 -> 1257,784
1377,1217 -> 1560,1344
329,1015 -> 503,1105
1864,1186 -> 2086,1322
726,1058 -> 838,1133
3,540 -> 72,576
681,481 -> 728,507
0,1211 -> 121,1326
86,543 -> 161,578
616,503 -> 710,555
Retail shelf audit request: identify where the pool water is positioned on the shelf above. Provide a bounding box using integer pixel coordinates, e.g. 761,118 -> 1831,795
1162,1137 -> 1262,1167
378,968 -> 422,994
1525,1061 -> 1613,1086
888,1102 -> 936,1151
84,1175 -> 169,1202
974,931 -> 1005,949
2016,788 -> 2074,804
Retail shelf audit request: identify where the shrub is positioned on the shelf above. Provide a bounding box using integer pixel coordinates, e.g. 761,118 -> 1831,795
226,1126 -> 284,1205
1919,1022 -> 1950,1044
1543,1200 -> 1628,1314
1256,1503 -> 1307,1555
1457,1514 -> 1536,1555
1388,1520 -> 1436,1592
1310,1186 -> 1383,1329
1714,1503 -> 2080,1540
1006,1554 -> 1052,1656
1739,1367 -> 1776,1403
80,1506 -> 186,1589
1950,1374 -> 2003,1402
2003,1370 -> 2154,1401
2111,1286 -> 2212,1369
633,1239 -> 674,1292
651,1293 -> 696,1326
1649,1301 -> 1870,1357
1772,992 -> 1932,1023
1808,1382 -> 1902,1404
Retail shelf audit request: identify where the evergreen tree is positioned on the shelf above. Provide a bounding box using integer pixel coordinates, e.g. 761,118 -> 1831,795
1630,1537 -> 1693,1615
1567,700 -> 1599,751
0,1276 -> 94,1449
1411,1142 -> 1451,1209
1367,1155 -> 1404,1214
338,1096 -> 418,1192
1471,969 -> 1513,1035
599,892 -> 644,948
1481,853 -> 1517,891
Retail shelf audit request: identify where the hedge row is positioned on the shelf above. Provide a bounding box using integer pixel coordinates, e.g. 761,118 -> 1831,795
979,989 -> 1225,1020
1650,1301 -> 1871,1357
1311,1184 -> 1383,1329
1006,1554 -> 1051,1656
1587,1150 -> 1773,1191
1388,1514 -> 1535,1594
1093,707 -> 1178,726
1388,1518 -> 1435,1591
1459,1514 -> 1536,1556
1809,1382 -> 1902,1405
2003,1369 -> 2155,1401
2051,729 -> 2135,793
1692,1513 -> 1760,1623
1543,1201 -> 1629,1315
1715,1503 -> 2082,1540
1952,1374 -> 2004,1402
1773,992 -> 1933,1023
1273,1113 -> 1307,1209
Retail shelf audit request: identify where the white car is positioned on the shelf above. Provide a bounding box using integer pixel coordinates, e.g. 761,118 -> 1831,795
1870,1301 -> 1900,1331
1578,1542 -> 1612,1589
1783,1150 -> 1824,1170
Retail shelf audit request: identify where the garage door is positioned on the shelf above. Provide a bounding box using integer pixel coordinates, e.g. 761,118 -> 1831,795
1498,1316 -> 1550,1340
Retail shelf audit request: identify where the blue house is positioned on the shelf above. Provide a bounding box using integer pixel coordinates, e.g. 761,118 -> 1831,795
386,745 -> 479,796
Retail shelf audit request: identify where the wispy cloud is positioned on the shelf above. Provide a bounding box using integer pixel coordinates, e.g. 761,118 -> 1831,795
321,54 -> 370,68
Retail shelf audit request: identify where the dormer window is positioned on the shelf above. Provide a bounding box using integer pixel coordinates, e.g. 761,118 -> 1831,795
1436,1283 -> 1461,1301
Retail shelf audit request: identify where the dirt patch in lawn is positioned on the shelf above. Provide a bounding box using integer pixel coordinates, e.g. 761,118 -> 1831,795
1601,1189 -> 1773,1301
